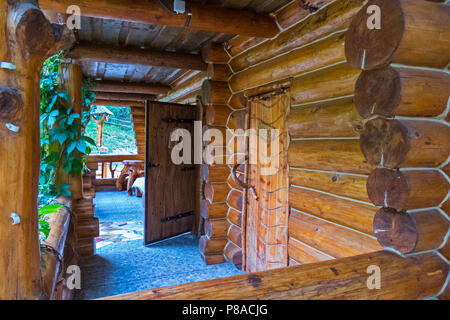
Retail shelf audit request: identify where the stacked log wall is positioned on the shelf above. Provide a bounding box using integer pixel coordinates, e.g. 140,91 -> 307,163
199,43 -> 234,266
225,0 -> 384,269
130,106 -> 146,160
344,0 -> 450,300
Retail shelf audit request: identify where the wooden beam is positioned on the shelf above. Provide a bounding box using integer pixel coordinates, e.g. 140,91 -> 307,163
100,251 -> 448,300
69,44 -> 207,71
93,80 -> 170,96
94,92 -> 156,101
92,99 -> 145,107
38,0 -> 279,38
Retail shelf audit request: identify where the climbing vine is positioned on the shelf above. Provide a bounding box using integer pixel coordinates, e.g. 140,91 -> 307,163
39,51 -> 96,206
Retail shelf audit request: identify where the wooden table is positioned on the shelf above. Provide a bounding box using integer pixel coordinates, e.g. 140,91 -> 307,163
116,160 -> 144,195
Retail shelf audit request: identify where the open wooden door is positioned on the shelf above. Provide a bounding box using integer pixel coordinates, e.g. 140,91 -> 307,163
145,101 -> 196,244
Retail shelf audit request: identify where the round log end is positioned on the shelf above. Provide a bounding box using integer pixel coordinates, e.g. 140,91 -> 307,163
200,200 -> 209,219
204,182 -> 214,203
0,86 -> 22,124
367,168 -> 409,211
360,118 -> 409,168
345,0 -> 404,70
200,164 -> 209,182
205,105 -> 216,126
355,67 -> 402,118
15,7 -> 55,59
373,208 -> 418,254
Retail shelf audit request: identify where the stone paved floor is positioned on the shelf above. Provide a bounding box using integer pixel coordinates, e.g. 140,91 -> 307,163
74,191 -> 243,300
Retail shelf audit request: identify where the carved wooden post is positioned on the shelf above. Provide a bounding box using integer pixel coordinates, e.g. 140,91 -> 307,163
0,0 -> 74,299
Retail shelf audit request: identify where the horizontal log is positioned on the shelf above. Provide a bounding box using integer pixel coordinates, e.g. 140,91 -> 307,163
291,62 -> 360,105
288,237 -> 334,265
199,235 -> 227,255
76,238 -> 95,257
76,217 -> 99,239
289,210 -> 382,258
229,32 -> 346,93
228,95 -> 246,113
104,250 -> 448,300
200,200 -> 228,220
228,224 -> 242,248
360,119 -> 450,168
202,43 -> 230,64
201,253 -> 226,265
200,164 -> 229,183
374,208 -> 449,254
41,206 -> 71,299
202,80 -> 232,106
94,92 -> 156,101
289,187 -> 378,235
204,218 -> 229,239
204,182 -> 230,204
224,241 -> 243,270
227,190 -> 243,212
171,70 -> 200,88
174,89 -> 200,105
230,0 -> 362,72
227,110 -> 247,131
92,99 -> 145,107
225,36 -> 265,57
93,80 -> 170,95
288,139 -> 375,175
367,169 -> 449,211
40,0 -> 279,38
276,0 -> 334,30
355,66 -> 450,118
69,43 -> 207,71
207,63 -> 232,81
288,97 -> 363,138
439,238 -> 450,261
227,207 -> 242,227
206,104 -> 232,126
289,168 -> 369,202
160,72 -> 206,103
345,0 -> 450,69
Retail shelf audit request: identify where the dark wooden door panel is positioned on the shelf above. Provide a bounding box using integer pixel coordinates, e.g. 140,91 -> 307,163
145,102 -> 196,244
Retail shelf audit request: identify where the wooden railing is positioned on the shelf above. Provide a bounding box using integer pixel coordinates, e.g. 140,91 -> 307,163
101,250 -> 448,300
40,199 -> 73,300
86,154 -> 143,186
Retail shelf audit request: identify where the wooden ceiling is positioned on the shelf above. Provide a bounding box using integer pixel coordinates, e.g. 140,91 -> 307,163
69,0 -> 291,87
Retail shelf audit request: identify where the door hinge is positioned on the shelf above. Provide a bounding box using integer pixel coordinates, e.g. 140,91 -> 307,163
161,210 -> 194,223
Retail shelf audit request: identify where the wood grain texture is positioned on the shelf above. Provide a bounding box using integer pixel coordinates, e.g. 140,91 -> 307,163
374,208 -> 449,254
345,0 -> 450,69
102,251 -> 448,300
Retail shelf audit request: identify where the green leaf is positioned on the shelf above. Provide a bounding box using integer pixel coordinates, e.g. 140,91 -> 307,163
67,141 -> 77,154
38,204 -> 63,216
76,139 -> 87,154
80,135 -> 96,146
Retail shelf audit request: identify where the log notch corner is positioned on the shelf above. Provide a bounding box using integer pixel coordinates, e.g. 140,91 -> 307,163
0,0 -> 75,300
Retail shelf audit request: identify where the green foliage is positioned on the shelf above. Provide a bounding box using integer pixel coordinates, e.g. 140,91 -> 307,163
39,52 -> 96,201
38,204 -> 63,240
85,106 -> 138,155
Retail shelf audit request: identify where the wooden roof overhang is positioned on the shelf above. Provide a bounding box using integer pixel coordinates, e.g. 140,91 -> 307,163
39,0 -> 291,102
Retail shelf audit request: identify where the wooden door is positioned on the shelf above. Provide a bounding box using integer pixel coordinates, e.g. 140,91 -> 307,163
245,89 -> 290,272
145,101 -> 196,244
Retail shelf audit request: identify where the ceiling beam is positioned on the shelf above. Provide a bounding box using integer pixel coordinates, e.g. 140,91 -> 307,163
92,99 -> 145,107
92,80 -> 171,96
94,92 -> 156,101
38,0 -> 279,38
69,44 -> 207,71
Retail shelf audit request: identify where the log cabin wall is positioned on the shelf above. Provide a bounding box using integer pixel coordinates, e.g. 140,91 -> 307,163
224,0 -> 383,270
130,105 -> 146,160
344,0 -> 450,300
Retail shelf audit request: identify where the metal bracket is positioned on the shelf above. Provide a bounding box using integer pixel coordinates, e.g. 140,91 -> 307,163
161,210 -> 194,222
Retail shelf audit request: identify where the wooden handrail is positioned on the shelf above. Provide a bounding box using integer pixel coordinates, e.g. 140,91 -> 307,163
100,251 -> 448,300
86,154 -> 142,163
40,203 -> 71,300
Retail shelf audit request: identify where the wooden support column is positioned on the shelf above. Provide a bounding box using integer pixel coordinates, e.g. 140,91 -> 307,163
0,0 -> 74,299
